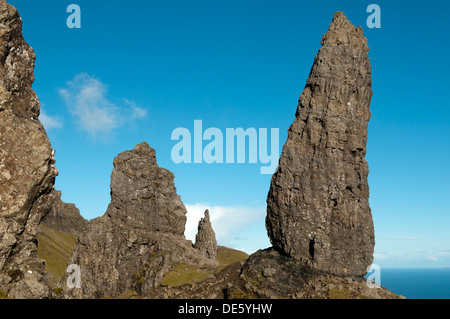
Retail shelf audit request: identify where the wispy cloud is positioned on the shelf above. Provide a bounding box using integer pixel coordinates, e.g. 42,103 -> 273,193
184,203 -> 267,254
39,105 -> 63,130
124,99 -> 148,120
59,73 -> 147,140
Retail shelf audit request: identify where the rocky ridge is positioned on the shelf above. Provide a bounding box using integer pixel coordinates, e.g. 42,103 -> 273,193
41,190 -> 87,234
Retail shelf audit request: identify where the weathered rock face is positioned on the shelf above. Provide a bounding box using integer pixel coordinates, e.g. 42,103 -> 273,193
63,143 -> 215,299
266,11 -> 374,277
194,210 -> 217,261
107,142 -> 187,235
42,190 -> 87,234
0,0 -> 58,299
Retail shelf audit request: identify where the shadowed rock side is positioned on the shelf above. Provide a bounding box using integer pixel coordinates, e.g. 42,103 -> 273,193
41,190 -> 87,234
266,11 -> 375,277
62,142 -> 217,299
0,0 -> 58,299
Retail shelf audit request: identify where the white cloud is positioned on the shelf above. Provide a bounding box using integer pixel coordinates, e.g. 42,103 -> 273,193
124,99 -> 148,120
39,106 -> 63,130
59,73 -> 147,139
184,203 -> 268,254
426,256 -> 438,261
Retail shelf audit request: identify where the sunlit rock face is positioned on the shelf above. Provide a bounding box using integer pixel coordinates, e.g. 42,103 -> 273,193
0,0 -> 58,299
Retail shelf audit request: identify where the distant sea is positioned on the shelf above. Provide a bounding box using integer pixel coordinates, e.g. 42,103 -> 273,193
380,268 -> 450,299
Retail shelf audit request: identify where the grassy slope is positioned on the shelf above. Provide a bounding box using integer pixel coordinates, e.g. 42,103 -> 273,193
36,224 -> 78,286
161,245 -> 249,287
217,246 -> 249,267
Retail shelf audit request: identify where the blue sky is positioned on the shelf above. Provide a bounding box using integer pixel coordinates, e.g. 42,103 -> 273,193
9,0 -> 450,268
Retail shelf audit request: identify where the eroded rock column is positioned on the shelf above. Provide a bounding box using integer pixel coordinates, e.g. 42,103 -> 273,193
266,11 -> 375,277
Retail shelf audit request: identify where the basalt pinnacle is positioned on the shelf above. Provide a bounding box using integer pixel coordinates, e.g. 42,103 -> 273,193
194,210 -> 218,261
266,11 -> 375,277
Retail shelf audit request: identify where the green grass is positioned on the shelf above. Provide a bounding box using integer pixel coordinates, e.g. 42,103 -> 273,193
229,288 -> 254,299
161,263 -> 215,287
328,286 -> 351,299
217,246 -> 248,267
160,246 -> 249,288
36,224 -> 78,286
0,290 -> 7,299
116,290 -> 140,299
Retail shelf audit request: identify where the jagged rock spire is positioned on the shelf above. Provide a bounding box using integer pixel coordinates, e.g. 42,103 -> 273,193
194,210 -> 218,261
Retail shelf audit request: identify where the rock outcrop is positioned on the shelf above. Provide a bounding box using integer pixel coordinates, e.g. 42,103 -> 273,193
0,0 -> 58,299
266,11 -> 375,277
194,210 -> 217,261
41,190 -> 87,234
228,248 -> 401,299
63,142 -> 216,299
107,142 -> 187,235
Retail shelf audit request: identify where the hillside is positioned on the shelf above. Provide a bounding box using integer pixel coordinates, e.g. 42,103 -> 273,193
36,224 -> 78,288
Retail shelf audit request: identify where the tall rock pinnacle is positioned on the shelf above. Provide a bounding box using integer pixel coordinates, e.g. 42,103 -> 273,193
266,11 -> 374,277
0,0 -> 58,298
194,210 -> 218,261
